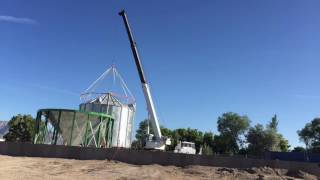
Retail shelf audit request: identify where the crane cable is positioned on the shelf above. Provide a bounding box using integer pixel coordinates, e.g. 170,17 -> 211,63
80,65 -> 135,104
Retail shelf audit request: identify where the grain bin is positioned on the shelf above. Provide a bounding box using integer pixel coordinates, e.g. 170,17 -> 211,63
79,93 -> 135,148
80,66 -> 136,148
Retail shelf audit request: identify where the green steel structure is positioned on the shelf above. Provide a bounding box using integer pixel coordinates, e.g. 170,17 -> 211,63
34,109 -> 114,148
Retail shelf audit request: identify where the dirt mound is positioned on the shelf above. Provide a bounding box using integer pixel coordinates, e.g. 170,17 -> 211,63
0,155 -> 317,180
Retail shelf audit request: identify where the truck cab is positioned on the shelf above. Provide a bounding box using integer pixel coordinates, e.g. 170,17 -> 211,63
174,141 -> 196,154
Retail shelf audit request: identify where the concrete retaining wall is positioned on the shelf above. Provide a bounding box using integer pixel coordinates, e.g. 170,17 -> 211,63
0,142 -> 319,176
266,151 -> 320,163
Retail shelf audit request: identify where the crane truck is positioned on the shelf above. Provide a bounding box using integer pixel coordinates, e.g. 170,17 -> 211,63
119,10 -> 171,150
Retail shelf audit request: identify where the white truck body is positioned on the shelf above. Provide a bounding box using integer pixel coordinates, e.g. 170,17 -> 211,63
174,141 -> 196,154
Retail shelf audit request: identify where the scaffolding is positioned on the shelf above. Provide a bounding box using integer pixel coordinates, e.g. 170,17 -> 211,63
33,109 -> 114,148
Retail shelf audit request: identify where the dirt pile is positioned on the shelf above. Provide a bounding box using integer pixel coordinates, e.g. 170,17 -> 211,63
0,155 -> 317,180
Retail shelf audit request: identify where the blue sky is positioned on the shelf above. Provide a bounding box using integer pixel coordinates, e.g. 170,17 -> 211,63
1,0 -> 320,148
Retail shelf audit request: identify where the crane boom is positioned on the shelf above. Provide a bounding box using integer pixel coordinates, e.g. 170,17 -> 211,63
119,10 -> 162,139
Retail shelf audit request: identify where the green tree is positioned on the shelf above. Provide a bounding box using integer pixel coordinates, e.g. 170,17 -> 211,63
133,119 -> 151,149
268,114 -> 278,131
291,146 -> 306,153
215,112 -> 250,154
264,128 -> 280,151
160,126 -> 173,138
212,134 -> 237,154
202,143 -> 213,155
4,114 -> 35,142
278,134 -> 290,152
297,118 -> 320,152
246,124 -> 266,155
266,114 -> 289,151
131,140 -> 142,150
135,119 -> 151,141
246,115 -> 289,155
203,132 -> 214,147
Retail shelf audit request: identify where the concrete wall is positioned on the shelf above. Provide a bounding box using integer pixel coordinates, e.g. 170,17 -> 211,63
266,151 -> 320,163
0,142 -> 319,176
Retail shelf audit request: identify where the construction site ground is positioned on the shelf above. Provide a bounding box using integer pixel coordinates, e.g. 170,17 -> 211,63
0,155 -> 317,180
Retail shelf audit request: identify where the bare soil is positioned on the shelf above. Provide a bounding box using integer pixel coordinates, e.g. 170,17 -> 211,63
0,155 -> 317,180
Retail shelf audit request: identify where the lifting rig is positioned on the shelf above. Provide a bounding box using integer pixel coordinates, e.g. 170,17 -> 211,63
119,10 -> 171,150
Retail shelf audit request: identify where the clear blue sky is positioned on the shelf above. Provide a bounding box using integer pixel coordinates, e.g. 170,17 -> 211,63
1,0 -> 320,148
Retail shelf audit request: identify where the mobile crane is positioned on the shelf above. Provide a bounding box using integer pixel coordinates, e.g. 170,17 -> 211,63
119,10 -> 171,150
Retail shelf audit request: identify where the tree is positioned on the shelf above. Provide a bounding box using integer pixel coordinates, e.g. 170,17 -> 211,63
215,112 -> 250,154
246,124 -> 266,155
133,119 -> 151,149
266,114 -> 289,151
297,118 -> 320,152
291,146 -> 306,153
264,128 -> 280,151
202,132 -> 215,155
217,112 -> 250,137
135,119 -> 151,141
278,134 -> 290,152
246,115 -> 289,155
160,126 -> 173,138
268,114 -> 278,131
212,134 -> 237,154
131,140 -> 142,150
4,114 -> 35,142
202,143 -> 213,155
203,132 -> 214,148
